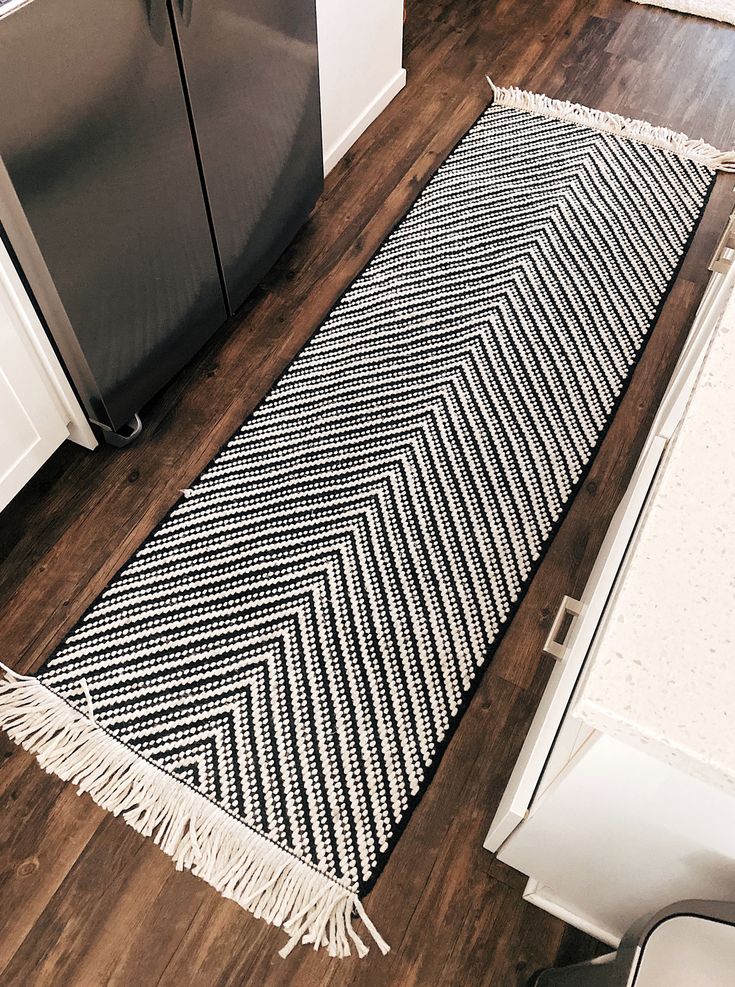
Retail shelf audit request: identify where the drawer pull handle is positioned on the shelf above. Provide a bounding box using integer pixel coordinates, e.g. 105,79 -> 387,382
709,210 -> 735,274
543,595 -> 584,662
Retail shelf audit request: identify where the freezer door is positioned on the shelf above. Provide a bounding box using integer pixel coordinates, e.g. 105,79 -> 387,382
0,0 -> 227,431
170,0 -> 323,313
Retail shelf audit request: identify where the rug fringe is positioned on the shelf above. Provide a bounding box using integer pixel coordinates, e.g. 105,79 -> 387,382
487,78 -> 735,172
0,665 -> 389,960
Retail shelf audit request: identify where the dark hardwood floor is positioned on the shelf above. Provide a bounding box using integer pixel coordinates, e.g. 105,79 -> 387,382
1,1 -> 734,984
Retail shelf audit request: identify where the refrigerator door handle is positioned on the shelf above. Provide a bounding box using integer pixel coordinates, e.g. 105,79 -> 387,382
144,0 -> 168,44
177,0 -> 193,27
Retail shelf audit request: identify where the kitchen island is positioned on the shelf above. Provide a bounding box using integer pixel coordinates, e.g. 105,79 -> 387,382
486,221 -> 735,945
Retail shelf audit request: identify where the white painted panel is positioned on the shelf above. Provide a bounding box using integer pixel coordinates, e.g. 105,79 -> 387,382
499,735 -> 735,943
316,0 -> 405,172
0,368 -> 37,462
0,231 -> 96,450
0,251 -> 70,510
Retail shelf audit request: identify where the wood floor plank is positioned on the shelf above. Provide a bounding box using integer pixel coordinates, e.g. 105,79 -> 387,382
1,1 -> 734,984
102,870 -> 210,987
0,817 -> 156,986
155,900 -> 274,987
0,753 -> 103,979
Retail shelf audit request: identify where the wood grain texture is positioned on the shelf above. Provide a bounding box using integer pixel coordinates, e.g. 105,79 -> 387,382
1,0 -> 734,983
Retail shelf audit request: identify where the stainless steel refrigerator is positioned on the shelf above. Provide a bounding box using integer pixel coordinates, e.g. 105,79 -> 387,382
0,0 -> 323,443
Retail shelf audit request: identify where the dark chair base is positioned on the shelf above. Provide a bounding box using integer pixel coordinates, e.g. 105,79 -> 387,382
528,900 -> 735,987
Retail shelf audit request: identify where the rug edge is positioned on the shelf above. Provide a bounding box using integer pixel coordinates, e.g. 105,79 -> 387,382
628,0 -> 735,26
0,665 -> 389,960
487,77 -> 735,171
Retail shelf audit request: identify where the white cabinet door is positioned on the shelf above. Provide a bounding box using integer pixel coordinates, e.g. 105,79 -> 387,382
0,273 -> 69,511
499,733 -> 735,946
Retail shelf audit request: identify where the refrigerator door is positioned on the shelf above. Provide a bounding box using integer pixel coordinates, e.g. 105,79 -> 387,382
0,0 -> 227,431
170,0 -> 323,313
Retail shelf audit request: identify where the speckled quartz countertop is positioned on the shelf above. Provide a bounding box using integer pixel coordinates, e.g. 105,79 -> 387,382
574,276 -> 735,793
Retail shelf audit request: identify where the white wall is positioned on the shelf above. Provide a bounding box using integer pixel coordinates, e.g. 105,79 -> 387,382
316,0 -> 406,174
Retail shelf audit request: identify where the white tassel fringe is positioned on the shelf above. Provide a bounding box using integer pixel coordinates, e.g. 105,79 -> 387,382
0,666 -> 389,960
487,78 -> 735,172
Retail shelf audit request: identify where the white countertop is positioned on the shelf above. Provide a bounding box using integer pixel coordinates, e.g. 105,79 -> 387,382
574,274 -> 735,793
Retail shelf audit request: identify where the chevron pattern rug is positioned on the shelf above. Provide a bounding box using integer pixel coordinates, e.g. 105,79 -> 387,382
1,81 -> 732,959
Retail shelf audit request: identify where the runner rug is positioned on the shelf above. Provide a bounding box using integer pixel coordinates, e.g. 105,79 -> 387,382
1,81 -> 733,959
629,0 -> 735,25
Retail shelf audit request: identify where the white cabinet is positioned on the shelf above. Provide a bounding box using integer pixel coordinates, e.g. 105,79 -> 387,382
0,289 -> 68,509
0,237 -> 95,511
316,0 -> 405,173
499,732 -> 735,946
485,223 -> 735,945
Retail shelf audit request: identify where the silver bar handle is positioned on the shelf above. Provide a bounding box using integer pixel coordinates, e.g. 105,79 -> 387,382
709,210 -> 735,275
543,595 -> 584,662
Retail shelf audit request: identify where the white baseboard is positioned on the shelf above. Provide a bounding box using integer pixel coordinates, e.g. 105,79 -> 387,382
523,878 -> 621,948
322,67 -> 407,175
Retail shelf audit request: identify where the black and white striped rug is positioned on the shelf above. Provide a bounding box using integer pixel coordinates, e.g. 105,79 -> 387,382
1,82 -> 731,959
